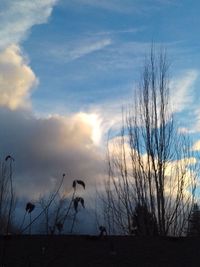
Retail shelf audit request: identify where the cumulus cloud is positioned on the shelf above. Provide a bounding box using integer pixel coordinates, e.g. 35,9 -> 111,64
0,1 -> 107,202
0,0 -> 58,50
76,113 -> 103,146
0,108 -> 105,199
0,45 -> 37,110
0,0 -> 60,110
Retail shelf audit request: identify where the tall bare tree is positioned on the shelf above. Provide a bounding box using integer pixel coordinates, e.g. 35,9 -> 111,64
104,48 -> 198,236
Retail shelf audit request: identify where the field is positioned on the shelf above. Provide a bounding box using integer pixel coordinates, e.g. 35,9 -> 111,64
0,235 -> 200,266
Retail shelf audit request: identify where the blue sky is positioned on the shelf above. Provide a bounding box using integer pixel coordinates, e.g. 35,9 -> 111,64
22,0 -> 200,131
0,0 -> 200,199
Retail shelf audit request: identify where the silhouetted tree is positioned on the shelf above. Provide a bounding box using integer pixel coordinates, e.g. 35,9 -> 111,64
99,225 -> 107,237
104,48 -> 198,236
132,203 -> 158,236
187,203 -> 200,236
0,157 -> 16,234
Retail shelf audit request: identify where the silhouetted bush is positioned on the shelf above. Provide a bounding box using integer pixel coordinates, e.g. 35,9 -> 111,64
187,203 -> 200,236
132,203 -> 158,236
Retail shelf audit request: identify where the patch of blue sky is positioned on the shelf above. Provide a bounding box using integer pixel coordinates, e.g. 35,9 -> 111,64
21,0 -> 200,135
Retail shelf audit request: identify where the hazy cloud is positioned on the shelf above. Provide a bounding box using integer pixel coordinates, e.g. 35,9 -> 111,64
68,39 -> 112,61
191,108 -> 200,133
48,38 -> 112,62
93,28 -> 143,36
0,0 -> 58,50
63,0 -> 176,13
170,70 -> 198,112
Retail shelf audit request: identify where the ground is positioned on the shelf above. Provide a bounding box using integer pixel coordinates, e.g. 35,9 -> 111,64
0,235 -> 200,266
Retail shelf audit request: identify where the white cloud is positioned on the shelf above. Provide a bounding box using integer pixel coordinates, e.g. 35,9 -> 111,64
0,45 -> 38,110
49,38 -> 112,62
0,0 -> 108,202
178,127 -> 191,134
170,70 -> 198,112
64,0 -> 136,13
91,104 -> 124,137
192,140 -> 200,151
0,0 -> 60,110
76,113 -> 103,146
193,110 -> 200,132
0,0 -> 58,50
68,39 -> 112,61
93,28 -> 142,36
63,0 -> 176,13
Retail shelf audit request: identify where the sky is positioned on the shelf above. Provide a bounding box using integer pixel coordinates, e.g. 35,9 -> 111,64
0,0 -> 200,205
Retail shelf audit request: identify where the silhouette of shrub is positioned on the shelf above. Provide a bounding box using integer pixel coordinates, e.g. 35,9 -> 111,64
187,203 -> 200,236
132,203 -> 158,236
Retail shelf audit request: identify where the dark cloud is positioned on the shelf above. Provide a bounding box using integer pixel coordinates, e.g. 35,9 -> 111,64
0,108 -> 105,199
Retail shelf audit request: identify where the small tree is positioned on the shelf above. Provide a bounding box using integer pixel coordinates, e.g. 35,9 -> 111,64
132,203 -> 158,236
187,203 -> 200,236
0,156 -> 16,234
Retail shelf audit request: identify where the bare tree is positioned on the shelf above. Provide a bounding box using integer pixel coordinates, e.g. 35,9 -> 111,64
104,48 -> 198,236
0,157 -> 16,234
